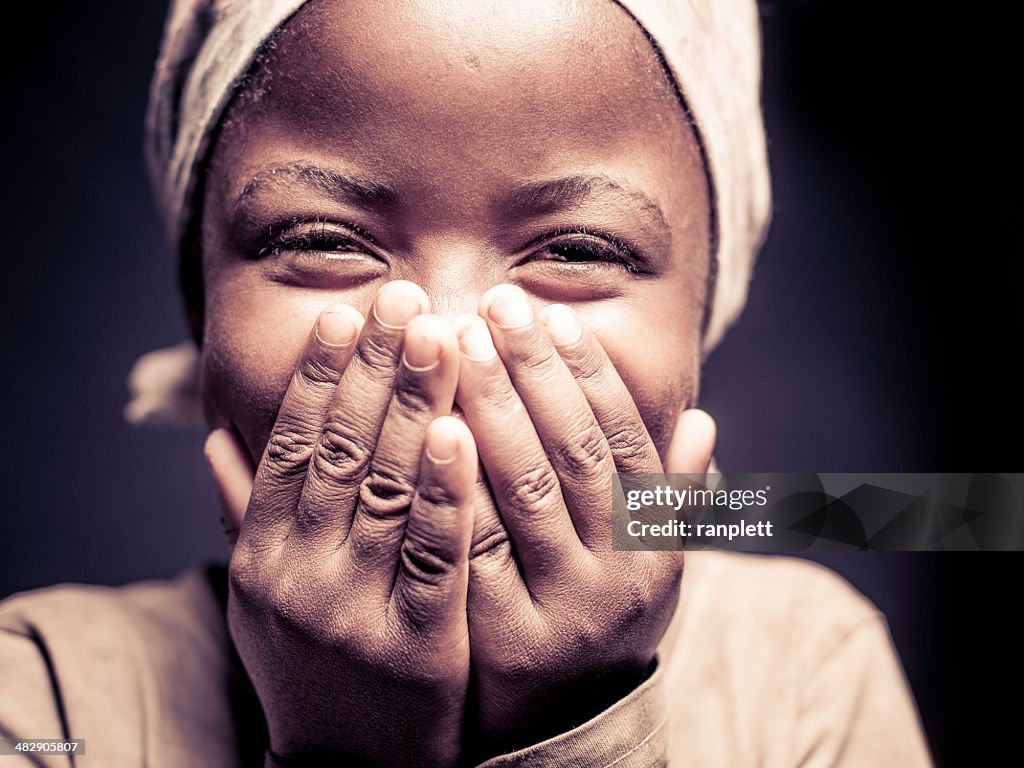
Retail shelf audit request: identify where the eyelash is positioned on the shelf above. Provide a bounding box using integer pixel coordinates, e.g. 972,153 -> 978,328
254,220 -> 642,273
524,229 -> 641,273
256,220 -> 374,259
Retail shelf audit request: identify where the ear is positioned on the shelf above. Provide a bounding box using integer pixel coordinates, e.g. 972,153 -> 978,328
665,408 -> 717,475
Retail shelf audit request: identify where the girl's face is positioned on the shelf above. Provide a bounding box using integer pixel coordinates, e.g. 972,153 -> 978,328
199,0 -> 711,461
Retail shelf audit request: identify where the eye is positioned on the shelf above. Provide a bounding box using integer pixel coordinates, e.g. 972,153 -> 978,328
513,230 -> 650,301
253,219 -> 388,286
537,239 -> 630,269
257,220 -> 374,260
522,230 -> 644,273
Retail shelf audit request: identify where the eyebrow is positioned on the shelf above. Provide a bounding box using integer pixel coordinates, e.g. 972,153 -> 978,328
234,164 -> 398,213
506,175 -> 671,235
235,165 -> 671,247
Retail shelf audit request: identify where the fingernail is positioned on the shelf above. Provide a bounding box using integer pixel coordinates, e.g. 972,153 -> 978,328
458,320 -> 497,361
542,304 -> 582,347
403,319 -> 444,372
373,280 -> 428,329
316,308 -> 359,347
484,285 -> 533,329
426,418 -> 461,464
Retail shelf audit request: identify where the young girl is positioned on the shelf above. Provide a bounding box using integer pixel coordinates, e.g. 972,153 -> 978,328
0,0 -> 931,765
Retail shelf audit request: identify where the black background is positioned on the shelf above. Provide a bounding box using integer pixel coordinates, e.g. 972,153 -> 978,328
0,2 -> 1020,765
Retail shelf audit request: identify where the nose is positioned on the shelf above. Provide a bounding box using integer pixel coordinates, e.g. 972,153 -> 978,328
398,238 -> 504,321
425,286 -> 484,320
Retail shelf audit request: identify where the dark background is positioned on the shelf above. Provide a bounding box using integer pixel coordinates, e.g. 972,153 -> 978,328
0,2 -> 1019,765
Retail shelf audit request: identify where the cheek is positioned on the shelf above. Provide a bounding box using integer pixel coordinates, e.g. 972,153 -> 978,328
577,295 -> 701,456
200,275 -> 329,457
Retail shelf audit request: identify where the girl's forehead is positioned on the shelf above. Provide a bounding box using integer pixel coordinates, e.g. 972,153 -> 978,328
232,0 -> 680,139
274,0 -> 651,74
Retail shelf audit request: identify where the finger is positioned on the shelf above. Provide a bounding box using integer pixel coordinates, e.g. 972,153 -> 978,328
448,404 -> 523,598
454,315 -> 577,583
467,464 -> 528,628
341,315 -> 460,575
240,304 -> 363,544
468,465 -> 514,571
479,285 -> 613,549
390,417 -> 475,634
539,304 -> 662,476
204,427 -> 254,545
301,280 -> 429,541
666,408 -> 717,475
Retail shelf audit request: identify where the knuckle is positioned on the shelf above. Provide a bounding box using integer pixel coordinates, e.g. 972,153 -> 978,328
395,558 -> 458,634
516,341 -> 559,373
416,474 -> 462,512
400,497 -> 464,587
326,601 -> 380,647
355,334 -> 399,376
314,422 -> 373,483
347,520 -> 403,563
605,420 -> 654,468
478,375 -> 521,412
227,545 -> 265,605
568,345 -> 607,383
359,467 -> 417,520
469,523 -> 512,562
228,549 -> 352,644
392,379 -> 432,415
400,534 -> 458,588
296,356 -> 341,388
502,465 -> 561,512
265,426 -> 317,475
556,421 -> 611,478
263,575 -> 310,635
227,562 -> 254,603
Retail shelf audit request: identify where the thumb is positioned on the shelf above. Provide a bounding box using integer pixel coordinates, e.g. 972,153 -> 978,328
665,408 -> 717,475
203,427 -> 255,546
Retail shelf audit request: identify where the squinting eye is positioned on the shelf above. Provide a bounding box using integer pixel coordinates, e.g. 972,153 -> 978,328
257,224 -> 368,259
252,220 -> 388,287
514,232 -> 649,301
528,234 -> 638,272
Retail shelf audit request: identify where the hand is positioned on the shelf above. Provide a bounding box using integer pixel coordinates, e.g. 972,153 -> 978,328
454,285 -> 715,756
205,281 -> 477,767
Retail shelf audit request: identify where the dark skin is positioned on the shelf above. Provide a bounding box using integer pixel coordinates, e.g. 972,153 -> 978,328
200,0 -> 716,764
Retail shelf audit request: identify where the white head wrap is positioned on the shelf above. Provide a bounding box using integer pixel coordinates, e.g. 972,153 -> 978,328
129,0 -> 771,426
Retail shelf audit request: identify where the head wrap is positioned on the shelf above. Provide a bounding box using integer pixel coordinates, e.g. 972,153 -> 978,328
129,0 -> 771,426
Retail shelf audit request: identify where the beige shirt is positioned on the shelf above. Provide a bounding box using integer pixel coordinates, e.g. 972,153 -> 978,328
0,552 -> 932,767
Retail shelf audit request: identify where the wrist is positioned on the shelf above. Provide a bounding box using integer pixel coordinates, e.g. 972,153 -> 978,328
473,660 -> 654,760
